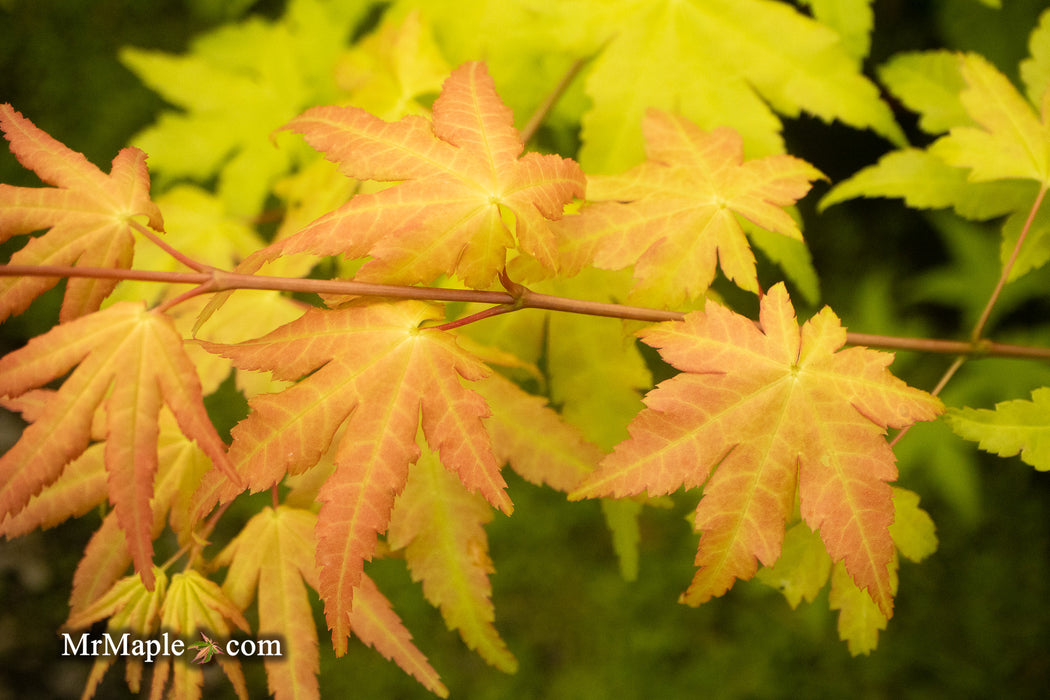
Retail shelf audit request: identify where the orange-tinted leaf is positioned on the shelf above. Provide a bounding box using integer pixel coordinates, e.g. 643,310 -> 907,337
69,512 -> 132,617
0,104 -> 163,322
0,302 -> 237,590
245,61 -> 584,288
349,574 -> 449,698
475,372 -> 602,492
1,405 -> 210,546
196,300 -> 509,654
0,441 -> 106,538
560,110 -> 823,306
217,506 -> 320,700
65,567 -> 168,699
388,444 -> 517,672
571,284 -> 941,617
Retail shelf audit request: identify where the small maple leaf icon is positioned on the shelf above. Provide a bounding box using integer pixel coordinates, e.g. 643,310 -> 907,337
187,633 -> 224,664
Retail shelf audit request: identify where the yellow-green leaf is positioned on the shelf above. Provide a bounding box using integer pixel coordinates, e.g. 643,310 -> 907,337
948,387 -> 1050,471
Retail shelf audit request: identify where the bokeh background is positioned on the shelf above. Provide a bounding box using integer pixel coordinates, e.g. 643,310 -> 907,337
2,1 -> 1050,698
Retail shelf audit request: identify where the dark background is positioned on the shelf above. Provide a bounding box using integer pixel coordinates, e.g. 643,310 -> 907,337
2,1 -> 1050,698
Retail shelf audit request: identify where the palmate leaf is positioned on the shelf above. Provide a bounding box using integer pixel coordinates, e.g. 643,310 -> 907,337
823,26 -> 1050,281
757,487 -> 937,654
0,104 -> 163,322
0,302 -> 238,591
948,387 -> 1050,471
218,505 -> 448,699
570,284 -> 942,618
65,567 -> 169,698
217,506 -> 320,700
1,403 -> 215,621
119,0 -> 367,216
388,442 -> 517,673
573,0 -> 904,172
195,299 -> 510,656
155,570 -> 250,700
244,61 -> 585,289
561,110 -> 823,307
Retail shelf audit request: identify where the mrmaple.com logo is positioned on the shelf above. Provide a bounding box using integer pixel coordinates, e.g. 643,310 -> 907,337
61,631 -> 282,664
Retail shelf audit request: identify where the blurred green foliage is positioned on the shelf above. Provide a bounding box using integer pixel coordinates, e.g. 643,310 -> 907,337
1,1 -> 1049,698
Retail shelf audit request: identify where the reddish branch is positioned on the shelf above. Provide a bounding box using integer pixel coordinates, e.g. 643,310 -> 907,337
2,262 -> 1050,361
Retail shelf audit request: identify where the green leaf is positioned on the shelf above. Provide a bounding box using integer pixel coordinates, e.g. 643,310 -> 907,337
334,9 -> 452,120
878,51 -> 970,134
1002,193 -> 1050,282
1021,9 -> 1050,108
888,487 -> 938,563
755,522 -> 832,609
820,148 -> 1036,219
828,559 -> 892,656
929,53 -> 1050,184
798,0 -> 874,60
948,387 -> 1050,471
575,0 -> 904,173
120,0 -> 366,215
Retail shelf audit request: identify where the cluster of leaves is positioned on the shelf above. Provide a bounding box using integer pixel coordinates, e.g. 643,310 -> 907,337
1,1 -> 1049,698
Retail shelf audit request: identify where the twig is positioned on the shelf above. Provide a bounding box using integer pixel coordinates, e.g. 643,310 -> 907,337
3,262 -> 1050,361
971,184 -> 1047,341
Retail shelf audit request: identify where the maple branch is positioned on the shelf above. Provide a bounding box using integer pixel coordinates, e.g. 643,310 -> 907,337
842,333 -> 1050,361
889,355 -> 966,448
4,263 -> 1050,361
893,183 -> 1050,428
129,219 -> 212,272
971,184 -> 1048,341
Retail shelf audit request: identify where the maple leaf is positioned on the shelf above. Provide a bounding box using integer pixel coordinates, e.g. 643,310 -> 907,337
188,633 -> 225,664
560,110 -> 823,307
2,403 -> 216,623
195,300 -> 510,655
570,284 -> 942,617
569,0 -> 904,173
217,504 -> 448,698
757,487 -> 937,654
153,570 -> 250,700
334,9 -> 452,120
0,302 -> 238,590
388,443 -> 517,673
217,505 -> 321,700
928,53 -> 1050,185
475,372 -> 603,493
119,0 -> 368,215
65,567 -> 169,698
948,387 -> 1050,471
246,61 -> 585,289
0,104 -> 163,322
823,45 -> 1050,282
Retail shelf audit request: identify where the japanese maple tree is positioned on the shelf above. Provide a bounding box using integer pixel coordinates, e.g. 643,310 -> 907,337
2,1 -> 1050,698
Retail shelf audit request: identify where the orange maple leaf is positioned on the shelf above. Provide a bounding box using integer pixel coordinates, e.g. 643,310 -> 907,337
0,104 -> 163,322
559,109 -> 823,306
217,504 -> 449,699
242,61 -> 585,288
196,300 -> 510,654
0,302 -> 238,590
570,284 -> 942,617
